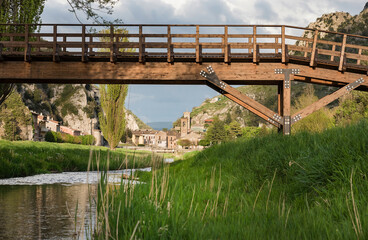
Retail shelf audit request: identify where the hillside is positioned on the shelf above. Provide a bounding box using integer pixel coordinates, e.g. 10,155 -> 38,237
0,84 -> 148,141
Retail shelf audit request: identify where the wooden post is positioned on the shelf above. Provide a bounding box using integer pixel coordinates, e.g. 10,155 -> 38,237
167,26 -> 173,63
0,43 -> 3,61
63,36 -> 67,53
275,37 -> 279,54
24,24 -> 30,62
53,25 -> 58,62
110,25 -> 116,63
357,48 -> 362,65
330,44 -> 336,62
277,82 -> 284,133
248,37 -> 252,54
310,29 -> 318,67
339,34 -> 347,71
82,25 -> 86,62
89,36 -> 93,55
281,26 -> 286,63
139,25 -> 145,63
253,26 -> 257,63
196,25 -> 202,63
224,26 -> 230,63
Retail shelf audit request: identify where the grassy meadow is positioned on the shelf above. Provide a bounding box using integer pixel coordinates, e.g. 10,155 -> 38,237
0,140 -> 161,179
93,121 -> 368,239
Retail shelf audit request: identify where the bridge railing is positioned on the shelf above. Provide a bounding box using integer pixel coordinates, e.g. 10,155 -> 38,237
0,24 -> 368,70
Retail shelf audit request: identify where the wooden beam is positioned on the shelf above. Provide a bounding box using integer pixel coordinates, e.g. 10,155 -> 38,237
339,34 -> 347,72
291,78 -> 365,124
200,66 -> 283,125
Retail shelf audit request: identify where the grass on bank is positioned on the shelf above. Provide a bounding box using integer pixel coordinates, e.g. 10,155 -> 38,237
0,140 -> 156,179
93,120 -> 368,239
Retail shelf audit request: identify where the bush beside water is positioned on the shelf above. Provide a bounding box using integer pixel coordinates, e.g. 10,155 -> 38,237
94,121 -> 368,239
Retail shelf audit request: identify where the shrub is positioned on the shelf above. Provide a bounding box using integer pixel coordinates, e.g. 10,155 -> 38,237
45,131 -> 57,142
80,135 -> 95,145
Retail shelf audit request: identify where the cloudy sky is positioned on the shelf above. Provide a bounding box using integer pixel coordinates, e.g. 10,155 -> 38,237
41,0 -> 367,123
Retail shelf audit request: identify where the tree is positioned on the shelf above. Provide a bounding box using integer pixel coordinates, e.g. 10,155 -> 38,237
99,84 -> 128,150
334,91 -> 368,125
228,120 -> 242,139
0,0 -> 120,25
205,118 -> 228,145
0,84 -> 14,106
0,91 -> 32,140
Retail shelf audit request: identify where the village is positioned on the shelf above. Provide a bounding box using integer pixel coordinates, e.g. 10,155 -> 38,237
31,110 -> 210,150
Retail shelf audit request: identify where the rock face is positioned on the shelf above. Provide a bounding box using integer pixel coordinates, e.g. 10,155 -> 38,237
17,84 -> 146,136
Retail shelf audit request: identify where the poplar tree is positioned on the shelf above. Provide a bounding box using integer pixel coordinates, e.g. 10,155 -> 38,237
99,84 -> 128,150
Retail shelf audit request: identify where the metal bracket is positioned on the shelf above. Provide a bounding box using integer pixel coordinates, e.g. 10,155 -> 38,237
291,114 -> 302,124
346,78 -> 364,92
272,113 -> 283,123
200,66 -> 226,90
284,116 -> 291,135
275,68 -> 300,89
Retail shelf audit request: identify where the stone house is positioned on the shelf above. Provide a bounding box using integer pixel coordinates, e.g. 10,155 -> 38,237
167,130 -> 179,149
155,131 -> 167,148
132,129 -> 158,146
60,126 -> 81,136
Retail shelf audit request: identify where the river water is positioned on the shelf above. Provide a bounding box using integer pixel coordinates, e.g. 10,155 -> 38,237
0,169 -> 150,240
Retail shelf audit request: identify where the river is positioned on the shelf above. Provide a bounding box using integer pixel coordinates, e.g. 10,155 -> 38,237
0,169 -> 150,240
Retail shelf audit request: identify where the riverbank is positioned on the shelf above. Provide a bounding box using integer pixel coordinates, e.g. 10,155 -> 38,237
94,120 -> 368,239
0,140 -> 166,179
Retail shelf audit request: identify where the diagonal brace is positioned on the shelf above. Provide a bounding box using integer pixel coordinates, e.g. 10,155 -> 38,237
200,66 -> 283,126
291,78 -> 365,124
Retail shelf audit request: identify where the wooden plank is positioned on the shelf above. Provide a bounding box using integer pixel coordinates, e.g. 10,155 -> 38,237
285,35 -> 314,42
310,30 -> 318,67
339,34 -> 347,71
291,78 -> 365,124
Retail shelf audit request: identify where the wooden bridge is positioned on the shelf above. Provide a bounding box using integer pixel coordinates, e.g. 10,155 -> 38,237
1,23 -> 368,134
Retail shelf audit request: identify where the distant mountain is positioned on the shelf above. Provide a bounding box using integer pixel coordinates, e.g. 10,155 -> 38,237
147,122 -> 173,130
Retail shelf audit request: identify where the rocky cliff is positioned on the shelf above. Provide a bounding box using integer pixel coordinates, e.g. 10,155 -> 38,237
16,84 -> 148,135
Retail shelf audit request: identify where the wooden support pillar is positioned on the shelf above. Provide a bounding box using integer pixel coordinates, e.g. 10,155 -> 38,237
53,25 -> 58,62
110,25 -> 117,63
310,30 -> 318,67
277,82 -> 284,133
82,25 -> 88,63
196,25 -> 202,63
283,73 -> 291,135
275,68 -> 300,135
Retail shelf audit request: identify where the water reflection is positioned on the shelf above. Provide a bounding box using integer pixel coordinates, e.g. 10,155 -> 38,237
0,184 -> 96,240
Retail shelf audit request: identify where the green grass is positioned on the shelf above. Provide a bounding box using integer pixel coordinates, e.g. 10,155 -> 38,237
0,140 -> 155,178
93,120 -> 368,239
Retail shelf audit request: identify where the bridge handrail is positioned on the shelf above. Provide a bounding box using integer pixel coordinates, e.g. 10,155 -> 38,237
0,23 -> 368,70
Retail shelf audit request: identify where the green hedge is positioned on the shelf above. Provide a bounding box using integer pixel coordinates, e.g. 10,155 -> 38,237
45,131 -> 95,145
